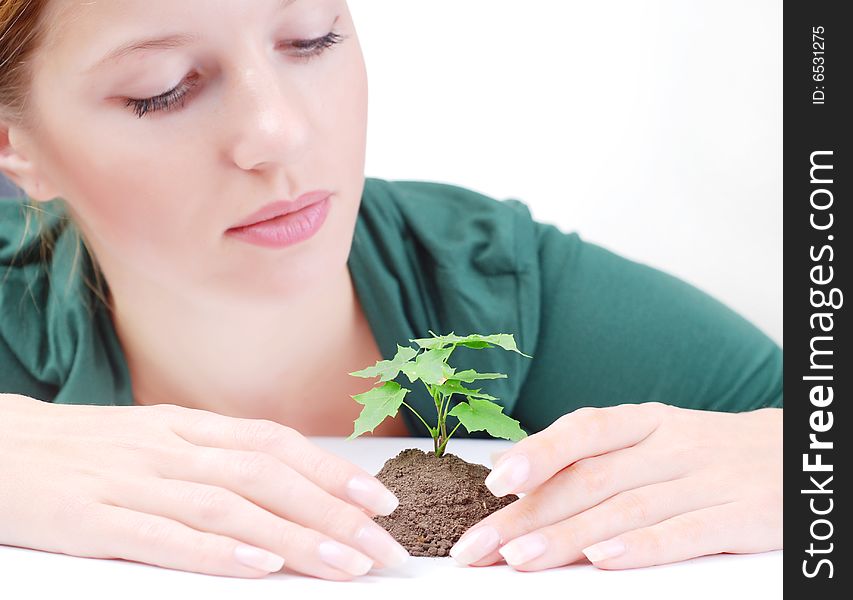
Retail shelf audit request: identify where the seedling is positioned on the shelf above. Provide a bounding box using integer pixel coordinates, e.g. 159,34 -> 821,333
348,331 -> 533,456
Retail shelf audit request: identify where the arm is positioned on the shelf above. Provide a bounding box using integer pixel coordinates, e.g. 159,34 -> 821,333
513,222 -> 782,434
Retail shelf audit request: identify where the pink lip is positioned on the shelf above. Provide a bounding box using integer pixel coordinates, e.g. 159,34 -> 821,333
225,190 -> 332,249
229,190 -> 332,229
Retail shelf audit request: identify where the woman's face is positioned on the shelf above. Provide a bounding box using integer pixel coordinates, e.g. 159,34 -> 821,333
16,0 -> 368,305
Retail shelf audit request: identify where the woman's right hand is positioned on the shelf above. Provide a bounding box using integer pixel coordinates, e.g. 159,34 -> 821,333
0,394 -> 409,580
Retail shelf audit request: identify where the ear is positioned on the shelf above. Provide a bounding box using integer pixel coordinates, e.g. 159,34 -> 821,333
0,122 -> 62,202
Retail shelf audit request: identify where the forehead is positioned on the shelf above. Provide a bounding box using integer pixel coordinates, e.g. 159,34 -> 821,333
35,0 -> 304,72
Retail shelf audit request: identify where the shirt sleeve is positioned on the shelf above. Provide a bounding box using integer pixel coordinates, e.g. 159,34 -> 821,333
511,220 -> 783,434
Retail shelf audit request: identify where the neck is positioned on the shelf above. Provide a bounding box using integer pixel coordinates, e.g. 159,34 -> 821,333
108,263 -> 363,420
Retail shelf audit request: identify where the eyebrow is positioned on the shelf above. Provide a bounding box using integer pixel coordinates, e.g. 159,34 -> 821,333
89,0 -> 299,71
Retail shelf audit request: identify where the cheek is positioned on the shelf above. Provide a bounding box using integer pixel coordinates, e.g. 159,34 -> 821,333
52,147 -> 196,262
323,47 -> 368,171
37,131 -> 210,286
35,111 -> 206,266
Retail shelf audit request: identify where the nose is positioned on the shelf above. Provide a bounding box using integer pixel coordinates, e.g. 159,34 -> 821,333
224,48 -> 311,172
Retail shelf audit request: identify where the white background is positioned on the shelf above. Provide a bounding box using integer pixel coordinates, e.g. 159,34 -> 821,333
350,0 -> 782,347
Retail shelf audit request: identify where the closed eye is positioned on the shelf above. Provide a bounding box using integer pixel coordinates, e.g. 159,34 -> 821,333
124,30 -> 349,119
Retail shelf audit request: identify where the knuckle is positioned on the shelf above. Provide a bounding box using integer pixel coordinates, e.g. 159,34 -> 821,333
134,517 -> 174,547
644,401 -> 667,413
536,430 -> 564,463
616,491 -> 650,525
316,502 -> 349,533
287,439 -> 350,486
236,419 -> 290,451
577,406 -> 607,436
670,445 -> 710,469
192,536 -> 229,575
570,459 -> 609,495
670,512 -> 707,545
312,452 -> 350,483
143,403 -> 186,424
232,451 -> 276,483
149,444 -> 194,479
562,521 -> 588,554
636,527 -> 663,557
509,500 -> 540,534
188,487 -> 231,522
272,520 -> 300,550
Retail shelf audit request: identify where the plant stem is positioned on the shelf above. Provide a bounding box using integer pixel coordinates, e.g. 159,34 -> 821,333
440,392 -> 452,424
401,401 -> 433,436
435,421 -> 463,456
430,343 -> 460,457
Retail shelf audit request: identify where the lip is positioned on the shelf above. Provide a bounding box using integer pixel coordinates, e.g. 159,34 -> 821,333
225,191 -> 332,249
228,190 -> 332,229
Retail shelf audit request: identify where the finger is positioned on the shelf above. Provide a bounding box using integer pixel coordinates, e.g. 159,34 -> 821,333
85,503 -> 298,579
104,475 -> 395,577
164,407 -> 399,515
150,449 -> 409,571
582,502 -> 760,569
484,403 -> 665,498
496,476 -> 726,571
455,444 -> 685,566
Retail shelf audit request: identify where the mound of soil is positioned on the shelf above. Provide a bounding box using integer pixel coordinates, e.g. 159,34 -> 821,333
372,448 -> 519,557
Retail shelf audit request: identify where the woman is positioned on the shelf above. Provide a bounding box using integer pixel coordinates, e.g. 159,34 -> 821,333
0,0 -> 782,582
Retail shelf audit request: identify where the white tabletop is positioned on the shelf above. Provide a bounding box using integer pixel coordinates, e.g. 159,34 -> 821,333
1,436 -> 782,600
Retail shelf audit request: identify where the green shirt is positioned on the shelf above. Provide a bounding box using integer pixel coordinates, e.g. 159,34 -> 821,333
0,177 -> 782,437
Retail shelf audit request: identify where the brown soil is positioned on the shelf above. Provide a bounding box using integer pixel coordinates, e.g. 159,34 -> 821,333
372,448 -> 519,557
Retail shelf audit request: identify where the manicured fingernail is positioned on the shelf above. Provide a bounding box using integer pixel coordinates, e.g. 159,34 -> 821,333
347,475 -> 399,516
498,532 -> 547,566
356,525 -> 409,569
485,454 -> 530,496
319,540 -> 373,576
449,526 -> 501,565
234,544 -> 285,572
582,538 -> 627,563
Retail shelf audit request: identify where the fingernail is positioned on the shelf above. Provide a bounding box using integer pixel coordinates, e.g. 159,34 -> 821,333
356,525 -> 409,569
346,475 -> 399,516
485,454 -> 530,497
234,544 -> 285,572
449,526 -> 501,565
319,540 -> 374,576
582,538 -> 627,563
498,532 -> 548,566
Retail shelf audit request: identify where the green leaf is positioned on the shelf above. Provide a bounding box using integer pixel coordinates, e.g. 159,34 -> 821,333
348,344 -> 418,382
433,380 -> 499,402
448,397 -> 528,442
399,347 -> 456,385
409,332 -> 533,358
347,381 -> 409,440
450,369 -> 507,383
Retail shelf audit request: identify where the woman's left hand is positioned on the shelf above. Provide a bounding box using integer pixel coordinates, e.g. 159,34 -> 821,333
449,402 -> 782,570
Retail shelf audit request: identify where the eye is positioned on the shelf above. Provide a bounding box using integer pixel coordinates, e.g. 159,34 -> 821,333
290,31 -> 348,62
124,73 -> 201,119
125,30 -> 349,119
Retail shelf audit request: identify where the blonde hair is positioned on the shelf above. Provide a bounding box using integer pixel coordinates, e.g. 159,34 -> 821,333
1,0 -> 109,311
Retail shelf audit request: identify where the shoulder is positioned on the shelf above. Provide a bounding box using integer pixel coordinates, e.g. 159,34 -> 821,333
361,176 -> 536,223
358,177 -> 541,275
0,197 -> 104,402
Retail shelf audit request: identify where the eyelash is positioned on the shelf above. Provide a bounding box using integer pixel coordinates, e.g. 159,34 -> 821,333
125,31 -> 347,119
